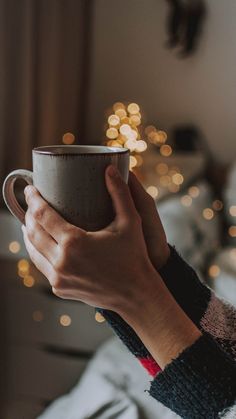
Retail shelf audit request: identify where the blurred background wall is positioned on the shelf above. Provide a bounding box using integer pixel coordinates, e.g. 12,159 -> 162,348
87,0 -> 236,163
1,0 -> 236,191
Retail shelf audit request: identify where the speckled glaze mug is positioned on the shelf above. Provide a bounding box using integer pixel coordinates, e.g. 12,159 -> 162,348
2,145 -> 129,230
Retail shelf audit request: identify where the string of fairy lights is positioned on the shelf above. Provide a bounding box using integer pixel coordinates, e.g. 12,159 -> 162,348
6,101 -> 236,326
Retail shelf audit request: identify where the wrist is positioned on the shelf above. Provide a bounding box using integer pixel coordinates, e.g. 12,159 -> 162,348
119,268 -> 202,369
119,266 -> 169,328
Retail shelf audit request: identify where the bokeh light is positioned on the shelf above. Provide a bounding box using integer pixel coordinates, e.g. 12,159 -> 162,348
156,163 -> 169,175
188,186 -> 200,198
146,186 -> 159,199
229,226 -> 236,237
203,208 -> 214,220
127,103 -> 140,115
108,114 -> 120,127
60,314 -> 72,327
95,312 -> 106,323
160,144 -> 172,157
62,132 -> 75,145
181,195 -> 192,207
172,173 -> 184,185
106,127 -> 119,139
9,241 -> 21,254
208,265 -> 221,278
23,275 -> 35,287
229,206 -> 236,216
212,200 -> 224,211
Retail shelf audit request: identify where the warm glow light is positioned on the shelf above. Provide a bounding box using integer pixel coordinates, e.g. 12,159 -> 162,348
95,312 -> 106,323
156,130 -> 167,144
62,132 -> 75,145
181,195 -> 192,207
160,144 -> 172,157
129,155 -> 137,169
212,200 -> 223,211
120,116 -> 130,125
32,310 -> 44,322
145,125 -> 157,136
115,109 -> 127,119
160,175 -> 171,187
116,135 -> 126,145
135,140 -> 147,152
17,259 -> 29,272
120,124 -> 132,136
113,102 -> 125,112
108,114 -> 120,127
168,184 -> 180,193
208,265 -> 221,278
148,131 -> 166,145
146,186 -> 159,199
128,129 -> 138,141
127,103 -> 140,115
188,186 -> 200,198
109,141 -> 123,148
172,173 -> 184,185
9,241 -> 21,254
60,315 -> 72,327
229,206 -> 236,216
156,163 -> 169,175
129,115 -> 141,126
125,139 -> 137,152
106,127 -> 119,139
229,226 -> 236,237
203,208 -> 214,220
23,275 -> 35,288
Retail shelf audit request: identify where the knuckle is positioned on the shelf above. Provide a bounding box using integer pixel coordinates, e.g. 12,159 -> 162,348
27,227 -> 37,243
53,255 -> 67,274
31,204 -> 47,221
51,272 -> 64,289
61,229 -> 78,249
52,286 -> 65,298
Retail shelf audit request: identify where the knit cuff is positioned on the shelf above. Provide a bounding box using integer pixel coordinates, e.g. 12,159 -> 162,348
150,333 -> 236,419
159,245 -> 211,325
97,308 -> 161,376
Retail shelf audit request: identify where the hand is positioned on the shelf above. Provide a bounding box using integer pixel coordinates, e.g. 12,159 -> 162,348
22,165 -> 201,369
128,172 -> 170,271
22,165 -> 160,317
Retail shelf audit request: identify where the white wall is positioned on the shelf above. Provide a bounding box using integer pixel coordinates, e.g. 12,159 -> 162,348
87,0 -> 236,163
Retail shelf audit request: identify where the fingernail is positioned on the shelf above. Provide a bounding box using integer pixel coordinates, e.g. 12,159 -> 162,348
107,165 -> 119,178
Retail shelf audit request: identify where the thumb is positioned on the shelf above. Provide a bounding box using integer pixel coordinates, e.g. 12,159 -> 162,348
105,165 -> 137,222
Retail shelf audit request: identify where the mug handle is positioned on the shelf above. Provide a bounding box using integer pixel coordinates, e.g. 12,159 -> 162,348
2,169 -> 33,224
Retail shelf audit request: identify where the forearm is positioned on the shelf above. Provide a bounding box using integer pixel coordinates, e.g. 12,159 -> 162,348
120,269 -> 202,370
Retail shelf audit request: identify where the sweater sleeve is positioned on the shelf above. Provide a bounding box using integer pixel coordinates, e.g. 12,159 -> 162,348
99,246 -> 236,371
150,332 -> 236,419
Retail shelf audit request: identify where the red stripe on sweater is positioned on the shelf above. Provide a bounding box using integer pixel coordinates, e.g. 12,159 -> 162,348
138,357 -> 161,376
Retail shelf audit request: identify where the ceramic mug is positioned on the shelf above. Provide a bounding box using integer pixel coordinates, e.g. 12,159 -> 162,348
2,145 -> 130,231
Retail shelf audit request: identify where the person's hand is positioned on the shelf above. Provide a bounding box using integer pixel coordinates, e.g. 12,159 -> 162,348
22,165 -> 160,317
128,172 -> 170,271
22,165 -> 201,369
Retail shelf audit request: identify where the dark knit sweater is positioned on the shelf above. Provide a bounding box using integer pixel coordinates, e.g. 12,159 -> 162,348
98,246 -> 236,418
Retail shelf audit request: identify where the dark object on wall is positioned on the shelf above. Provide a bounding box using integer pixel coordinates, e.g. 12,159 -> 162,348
172,125 -> 202,152
165,0 -> 206,57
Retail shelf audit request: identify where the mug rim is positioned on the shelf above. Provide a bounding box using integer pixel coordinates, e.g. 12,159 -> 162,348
33,145 -> 129,156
